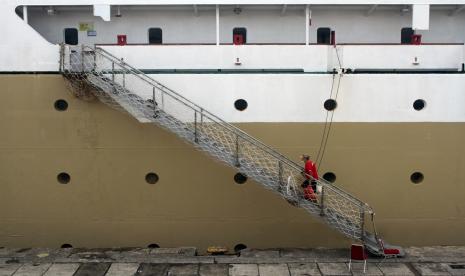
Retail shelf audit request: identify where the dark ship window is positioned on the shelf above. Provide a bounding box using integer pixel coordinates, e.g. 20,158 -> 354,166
54,99 -> 68,111
234,173 -> 247,184
324,99 -> 337,111
410,172 -> 424,184
64,28 -> 78,45
323,172 -> 336,183
148,28 -> 163,44
401,27 -> 414,44
234,99 -> 248,111
317,28 -> 331,44
234,243 -> 247,253
233,28 -> 247,45
148,243 -> 160,248
413,99 -> 426,111
61,244 -> 73,248
145,172 -> 159,184
57,172 -> 70,184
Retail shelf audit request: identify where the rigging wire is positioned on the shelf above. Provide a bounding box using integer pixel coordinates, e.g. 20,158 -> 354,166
318,74 -> 341,169
334,45 -> 343,69
316,45 -> 343,170
315,72 -> 335,165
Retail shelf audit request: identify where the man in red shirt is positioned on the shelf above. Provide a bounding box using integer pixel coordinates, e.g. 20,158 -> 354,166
301,154 -> 319,195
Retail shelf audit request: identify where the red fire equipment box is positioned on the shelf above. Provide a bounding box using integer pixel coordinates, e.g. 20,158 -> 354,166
412,34 -> 422,45
233,34 -> 244,45
117,35 -> 127,46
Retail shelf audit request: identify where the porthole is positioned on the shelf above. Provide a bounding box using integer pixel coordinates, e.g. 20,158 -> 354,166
234,244 -> 247,253
61,244 -> 73,248
54,99 -> 68,111
410,172 -> 424,184
322,172 -> 336,183
413,99 -> 426,111
57,172 -> 70,184
145,172 -> 159,184
324,99 -> 337,111
234,99 -> 248,111
147,243 -> 160,249
234,173 -> 247,184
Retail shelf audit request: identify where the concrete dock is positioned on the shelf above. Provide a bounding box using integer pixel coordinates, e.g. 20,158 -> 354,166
1,246 -> 465,275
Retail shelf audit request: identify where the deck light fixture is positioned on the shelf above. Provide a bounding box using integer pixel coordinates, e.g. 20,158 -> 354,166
233,6 -> 242,15
46,6 -> 57,16
400,6 -> 410,15
115,5 -> 122,17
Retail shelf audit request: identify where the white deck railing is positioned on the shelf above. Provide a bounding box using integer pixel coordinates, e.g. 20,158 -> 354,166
99,44 -> 465,73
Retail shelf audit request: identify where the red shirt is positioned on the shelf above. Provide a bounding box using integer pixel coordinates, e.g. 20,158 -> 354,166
304,160 -> 319,180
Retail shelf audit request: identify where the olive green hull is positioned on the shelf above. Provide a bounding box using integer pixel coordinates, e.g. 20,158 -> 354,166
0,75 -> 464,251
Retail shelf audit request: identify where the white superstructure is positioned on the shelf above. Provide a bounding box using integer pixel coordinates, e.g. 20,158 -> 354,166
2,1 -> 465,123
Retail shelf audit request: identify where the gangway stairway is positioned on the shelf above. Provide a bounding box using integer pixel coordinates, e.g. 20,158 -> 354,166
60,45 -> 404,257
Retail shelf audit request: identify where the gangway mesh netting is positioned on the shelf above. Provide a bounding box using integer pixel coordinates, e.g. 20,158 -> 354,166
60,45 -> 387,255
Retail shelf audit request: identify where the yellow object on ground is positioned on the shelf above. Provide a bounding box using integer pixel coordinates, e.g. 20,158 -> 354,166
207,246 -> 228,254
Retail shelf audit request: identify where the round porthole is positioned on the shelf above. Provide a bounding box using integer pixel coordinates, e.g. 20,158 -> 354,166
413,99 -> 426,111
54,99 -> 68,111
234,99 -> 248,111
57,172 -> 70,184
234,244 -> 247,253
234,173 -> 247,184
145,173 -> 159,184
324,99 -> 337,111
147,243 -> 160,249
322,172 -> 336,183
410,172 -> 424,184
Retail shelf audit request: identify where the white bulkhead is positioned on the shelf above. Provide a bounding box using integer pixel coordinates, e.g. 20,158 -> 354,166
3,0 -> 465,122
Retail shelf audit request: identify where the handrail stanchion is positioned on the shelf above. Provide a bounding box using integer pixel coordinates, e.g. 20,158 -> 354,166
161,90 -> 165,110
111,62 -> 115,82
81,44 -> 84,73
121,58 -> 125,88
360,203 -> 365,242
92,49 -> 97,71
122,70 -> 126,88
194,111 -> 198,143
153,86 -> 157,117
235,134 -> 240,167
320,185 -> 325,216
278,161 -> 283,191
59,44 -> 64,72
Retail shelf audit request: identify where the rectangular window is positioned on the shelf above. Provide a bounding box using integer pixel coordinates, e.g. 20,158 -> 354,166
148,28 -> 163,44
401,27 -> 414,44
317,28 -> 331,44
64,28 -> 78,45
233,28 -> 247,45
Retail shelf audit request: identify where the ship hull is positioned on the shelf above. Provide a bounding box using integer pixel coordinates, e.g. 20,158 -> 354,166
1,75 -> 464,250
